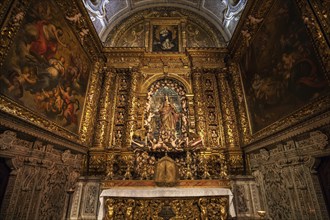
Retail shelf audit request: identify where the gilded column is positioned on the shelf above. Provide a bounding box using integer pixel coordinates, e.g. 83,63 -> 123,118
93,68 -> 116,149
229,62 -> 251,145
144,21 -> 150,52
217,70 -> 239,148
80,60 -> 104,145
181,20 -> 187,50
186,94 -> 195,131
192,69 -> 207,147
203,70 -> 225,149
216,69 -> 243,174
107,69 -> 119,149
125,68 -> 140,148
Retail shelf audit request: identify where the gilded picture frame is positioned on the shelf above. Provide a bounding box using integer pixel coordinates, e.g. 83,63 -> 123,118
237,0 -> 330,137
150,19 -> 181,53
0,0 -> 100,145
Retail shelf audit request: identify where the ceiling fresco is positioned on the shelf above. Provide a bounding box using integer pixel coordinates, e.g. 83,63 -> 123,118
82,0 -> 247,44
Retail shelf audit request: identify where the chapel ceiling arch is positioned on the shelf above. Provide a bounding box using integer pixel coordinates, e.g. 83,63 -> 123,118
82,0 -> 248,44
101,3 -> 229,43
103,6 -> 227,49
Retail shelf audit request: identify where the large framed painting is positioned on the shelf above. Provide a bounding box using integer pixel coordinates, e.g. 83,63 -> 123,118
151,22 -> 180,52
240,0 -> 329,133
0,0 -> 92,134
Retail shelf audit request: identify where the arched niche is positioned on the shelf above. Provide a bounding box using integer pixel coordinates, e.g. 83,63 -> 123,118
104,7 -> 226,48
140,73 -> 192,94
142,78 -> 187,151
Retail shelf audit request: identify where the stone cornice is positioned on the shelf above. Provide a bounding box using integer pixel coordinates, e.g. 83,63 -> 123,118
0,112 -> 88,154
244,111 -> 330,153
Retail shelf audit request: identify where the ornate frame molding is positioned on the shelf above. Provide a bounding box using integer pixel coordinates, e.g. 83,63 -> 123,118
0,0 -> 105,149
227,0 -> 330,144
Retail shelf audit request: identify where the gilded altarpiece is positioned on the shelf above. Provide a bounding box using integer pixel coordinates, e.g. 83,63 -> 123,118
89,73 -> 232,181
89,8 -> 241,180
85,6 -> 249,219
88,69 -> 239,218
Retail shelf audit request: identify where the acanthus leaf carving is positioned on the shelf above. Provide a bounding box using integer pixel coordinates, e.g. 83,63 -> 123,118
309,130 -> 328,150
259,148 -> 270,161
10,156 -> 25,172
0,130 -> 17,150
83,184 -> 99,214
292,165 -> 307,190
280,167 -> 294,189
66,169 -> 80,191
248,127 -> 329,220
21,166 -> 38,191
62,150 -> 71,163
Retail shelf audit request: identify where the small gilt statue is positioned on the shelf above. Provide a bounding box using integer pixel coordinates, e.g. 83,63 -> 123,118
105,198 -> 115,220
200,154 -> 211,179
198,198 -> 209,220
105,154 -> 114,180
185,151 -> 194,180
125,199 -> 135,220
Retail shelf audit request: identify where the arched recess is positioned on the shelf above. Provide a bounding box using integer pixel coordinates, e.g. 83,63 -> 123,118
141,73 -> 192,94
103,6 -> 227,48
142,77 -> 189,151
100,4 -> 230,43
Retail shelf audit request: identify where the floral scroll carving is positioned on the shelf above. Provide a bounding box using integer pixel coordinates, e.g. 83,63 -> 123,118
249,129 -> 330,220
0,130 -> 84,220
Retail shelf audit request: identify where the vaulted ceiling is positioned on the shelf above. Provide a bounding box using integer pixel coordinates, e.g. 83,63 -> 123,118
82,0 -> 247,44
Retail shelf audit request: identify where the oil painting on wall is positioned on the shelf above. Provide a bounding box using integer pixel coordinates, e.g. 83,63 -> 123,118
0,0 -> 91,134
240,0 -> 328,133
152,25 -> 179,52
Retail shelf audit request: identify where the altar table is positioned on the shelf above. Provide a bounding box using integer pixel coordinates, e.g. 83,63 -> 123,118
97,187 -> 236,219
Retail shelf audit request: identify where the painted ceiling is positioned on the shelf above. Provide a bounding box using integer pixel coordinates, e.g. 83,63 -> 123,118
82,0 -> 247,44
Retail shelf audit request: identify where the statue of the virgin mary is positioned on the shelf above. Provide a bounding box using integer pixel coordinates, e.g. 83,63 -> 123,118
159,95 -> 180,131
